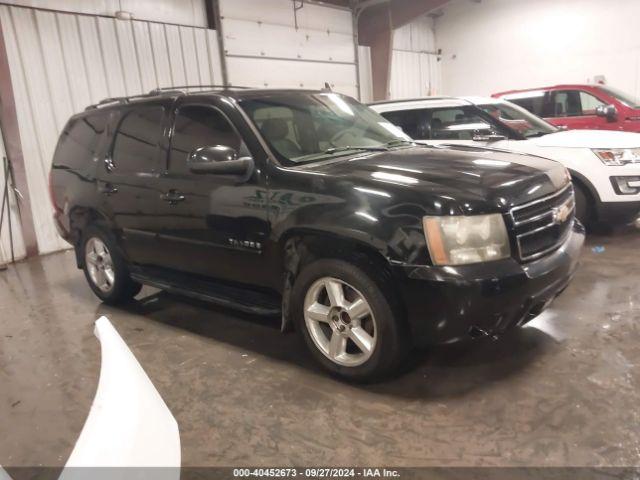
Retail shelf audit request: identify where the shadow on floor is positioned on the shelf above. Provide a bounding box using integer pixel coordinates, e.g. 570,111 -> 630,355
95,288 -> 556,401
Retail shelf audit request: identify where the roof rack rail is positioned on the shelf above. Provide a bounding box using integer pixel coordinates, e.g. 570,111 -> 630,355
85,91 -> 164,110
148,84 -> 252,94
85,85 -> 253,110
98,94 -> 150,104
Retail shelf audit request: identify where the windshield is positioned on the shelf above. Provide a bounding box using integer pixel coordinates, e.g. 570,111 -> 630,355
240,92 -> 412,164
477,101 -> 558,138
599,85 -> 640,109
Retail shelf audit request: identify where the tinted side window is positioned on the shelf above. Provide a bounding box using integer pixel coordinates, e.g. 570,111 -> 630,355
430,108 -> 492,140
550,90 -> 604,117
380,110 -> 428,139
507,95 -> 546,117
549,90 -> 604,117
550,91 -> 579,117
55,113 -> 107,169
112,106 -> 165,173
169,105 -> 248,175
382,107 -> 499,140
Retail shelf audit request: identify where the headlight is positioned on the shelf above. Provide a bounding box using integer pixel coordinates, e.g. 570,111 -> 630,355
423,214 -> 511,266
593,148 -> 640,166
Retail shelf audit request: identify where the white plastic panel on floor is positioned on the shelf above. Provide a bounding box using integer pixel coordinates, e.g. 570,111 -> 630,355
0,4 -> 222,255
61,317 -> 180,474
219,0 -> 359,97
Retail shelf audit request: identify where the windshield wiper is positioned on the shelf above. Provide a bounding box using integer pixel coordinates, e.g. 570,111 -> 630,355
292,145 -> 389,163
384,139 -> 415,147
324,145 -> 389,154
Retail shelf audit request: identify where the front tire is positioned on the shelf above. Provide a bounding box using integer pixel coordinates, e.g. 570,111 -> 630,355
291,259 -> 409,382
81,226 -> 141,304
573,182 -> 592,227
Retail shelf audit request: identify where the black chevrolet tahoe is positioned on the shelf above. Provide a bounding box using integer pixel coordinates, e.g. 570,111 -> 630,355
50,87 -> 585,381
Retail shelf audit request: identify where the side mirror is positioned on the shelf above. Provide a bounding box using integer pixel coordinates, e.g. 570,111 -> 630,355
187,145 -> 254,177
595,104 -> 617,121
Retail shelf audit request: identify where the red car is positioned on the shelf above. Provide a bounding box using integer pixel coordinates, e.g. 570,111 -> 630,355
493,84 -> 640,132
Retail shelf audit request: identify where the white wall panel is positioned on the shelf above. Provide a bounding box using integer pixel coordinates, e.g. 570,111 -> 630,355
193,28 -> 212,85
0,4 -> 222,254
220,0 -> 352,34
226,56 -> 358,98
4,0 -> 207,27
165,24 -> 187,87
436,0 -> 640,98
115,19 -> 143,96
132,21 -> 158,93
3,6 -> 67,254
77,15 -> 110,101
97,17 -> 127,97
390,16 -> 441,99
57,14 -> 93,112
219,0 -> 359,98
206,30 -> 223,86
179,26 -> 201,86
148,22 -> 173,88
222,18 -> 355,63
358,46 -> 373,104
390,51 -> 422,99
120,0 -> 206,27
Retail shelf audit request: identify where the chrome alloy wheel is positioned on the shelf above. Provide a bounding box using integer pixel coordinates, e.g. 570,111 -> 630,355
85,237 -> 115,293
303,277 -> 377,367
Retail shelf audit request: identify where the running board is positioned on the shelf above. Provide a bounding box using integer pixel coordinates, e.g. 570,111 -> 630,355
130,269 -> 281,317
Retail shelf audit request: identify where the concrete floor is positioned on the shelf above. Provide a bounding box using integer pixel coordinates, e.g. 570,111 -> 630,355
1,229 -> 639,468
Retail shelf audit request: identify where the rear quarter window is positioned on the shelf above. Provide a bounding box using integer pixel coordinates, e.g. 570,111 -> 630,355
111,105 -> 165,174
54,113 -> 108,169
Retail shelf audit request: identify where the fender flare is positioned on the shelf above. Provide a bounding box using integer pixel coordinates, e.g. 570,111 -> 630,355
568,169 -> 601,204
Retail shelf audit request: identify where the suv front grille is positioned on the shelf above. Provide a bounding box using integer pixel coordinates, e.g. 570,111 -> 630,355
509,183 -> 575,262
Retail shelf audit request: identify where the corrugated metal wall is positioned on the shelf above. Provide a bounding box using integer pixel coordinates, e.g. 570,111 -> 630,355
0,4 -> 222,255
390,16 -> 441,99
3,0 -> 207,27
357,46 -> 373,103
219,0 -> 359,98
0,128 -> 26,264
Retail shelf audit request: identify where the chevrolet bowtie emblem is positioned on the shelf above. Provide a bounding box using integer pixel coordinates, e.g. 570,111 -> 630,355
551,202 -> 572,225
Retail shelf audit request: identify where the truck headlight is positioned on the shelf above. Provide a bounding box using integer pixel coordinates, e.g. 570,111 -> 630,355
593,148 -> 640,166
423,214 -> 511,266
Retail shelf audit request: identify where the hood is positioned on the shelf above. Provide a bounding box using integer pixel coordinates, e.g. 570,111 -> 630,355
304,145 -> 569,214
528,129 -> 640,149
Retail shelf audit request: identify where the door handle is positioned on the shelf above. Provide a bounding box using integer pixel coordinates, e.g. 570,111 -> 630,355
98,183 -> 118,196
161,190 -> 185,205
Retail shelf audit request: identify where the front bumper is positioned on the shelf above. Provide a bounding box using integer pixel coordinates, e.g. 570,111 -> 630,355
392,220 -> 585,345
53,211 -> 73,243
596,199 -> 640,224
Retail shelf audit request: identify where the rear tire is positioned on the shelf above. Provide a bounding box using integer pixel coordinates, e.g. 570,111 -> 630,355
291,258 -> 410,382
81,225 -> 141,304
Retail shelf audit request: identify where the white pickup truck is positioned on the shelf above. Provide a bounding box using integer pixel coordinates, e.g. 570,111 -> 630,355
370,96 -> 640,227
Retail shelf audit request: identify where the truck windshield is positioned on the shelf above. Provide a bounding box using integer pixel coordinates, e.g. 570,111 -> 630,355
476,101 -> 558,138
599,85 -> 640,109
240,92 -> 412,165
